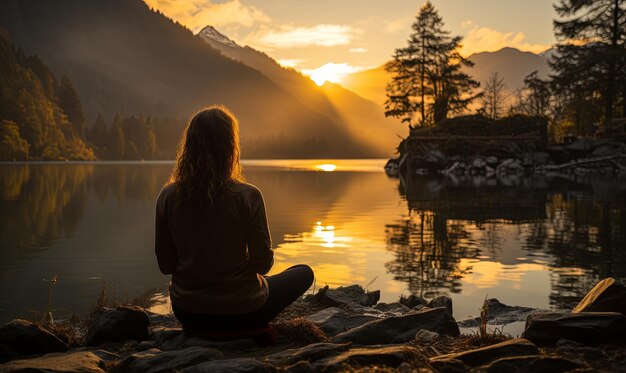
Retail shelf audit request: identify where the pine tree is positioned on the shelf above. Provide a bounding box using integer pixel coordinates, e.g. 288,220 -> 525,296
90,113 -> 108,149
523,71 -> 551,116
108,113 -> 125,160
552,0 -> 626,134
385,1 -> 479,128
58,75 -> 87,138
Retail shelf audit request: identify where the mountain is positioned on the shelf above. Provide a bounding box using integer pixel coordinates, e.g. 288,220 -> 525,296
466,47 -> 550,89
197,25 -> 406,157
0,0 -> 374,158
341,47 -> 551,108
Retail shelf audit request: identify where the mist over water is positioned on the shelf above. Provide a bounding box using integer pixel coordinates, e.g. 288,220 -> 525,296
0,160 -> 625,324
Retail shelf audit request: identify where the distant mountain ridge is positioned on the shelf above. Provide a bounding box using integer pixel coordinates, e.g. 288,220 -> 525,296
197,25 -> 406,156
0,0 -> 378,158
342,47 -> 551,106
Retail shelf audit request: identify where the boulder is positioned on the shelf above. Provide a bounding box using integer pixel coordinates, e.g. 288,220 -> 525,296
398,294 -> 427,309
265,342 -> 351,366
0,319 -> 67,361
414,329 -> 439,343
0,351 -> 105,373
521,312 -> 626,346
114,346 -> 223,373
372,302 -> 411,315
332,307 -> 459,345
184,358 -> 276,373
304,308 -> 379,336
481,355 -> 580,373
314,285 -> 380,307
572,277 -> 626,315
86,306 -> 149,346
458,299 -> 538,327
314,346 -> 421,372
429,338 -> 538,367
151,327 -> 254,350
426,296 -> 453,315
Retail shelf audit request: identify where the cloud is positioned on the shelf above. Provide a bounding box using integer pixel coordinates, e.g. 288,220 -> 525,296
349,47 -> 368,53
277,59 -> 305,68
248,24 -> 360,49
460,21 -> 550,56
144,0 -> 270,33
385,17 -> 412,34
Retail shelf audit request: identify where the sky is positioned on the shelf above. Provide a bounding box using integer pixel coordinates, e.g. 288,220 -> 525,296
144,0 -> 558,84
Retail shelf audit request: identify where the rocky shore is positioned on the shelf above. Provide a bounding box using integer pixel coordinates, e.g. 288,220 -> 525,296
386,138 -> 626,178
1,278 -> 625,372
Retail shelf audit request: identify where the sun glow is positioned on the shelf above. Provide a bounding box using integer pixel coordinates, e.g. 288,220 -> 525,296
303,63 -> 360,86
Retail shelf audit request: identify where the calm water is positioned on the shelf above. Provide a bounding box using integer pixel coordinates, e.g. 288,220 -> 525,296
0,160 -> 625,324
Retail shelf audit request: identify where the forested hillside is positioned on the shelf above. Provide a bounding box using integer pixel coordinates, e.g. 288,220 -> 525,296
0,31 -> 94,160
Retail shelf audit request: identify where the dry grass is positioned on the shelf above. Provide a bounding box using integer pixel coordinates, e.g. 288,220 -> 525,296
273,317 -> 330,345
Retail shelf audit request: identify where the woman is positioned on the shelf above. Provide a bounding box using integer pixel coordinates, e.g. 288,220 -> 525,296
155,105 -> 314,335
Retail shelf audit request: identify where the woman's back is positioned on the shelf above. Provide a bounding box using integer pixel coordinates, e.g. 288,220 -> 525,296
156,181 -> 273,314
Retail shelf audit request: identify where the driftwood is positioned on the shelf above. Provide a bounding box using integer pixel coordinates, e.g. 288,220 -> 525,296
536,153 -> 626,172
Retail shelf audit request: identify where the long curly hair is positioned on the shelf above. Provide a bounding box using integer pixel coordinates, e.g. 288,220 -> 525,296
170,105 -> 243,206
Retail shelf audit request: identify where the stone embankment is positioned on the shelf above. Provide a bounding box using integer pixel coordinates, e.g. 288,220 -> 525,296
386,138 -> 626,178
1,280 -> 626,372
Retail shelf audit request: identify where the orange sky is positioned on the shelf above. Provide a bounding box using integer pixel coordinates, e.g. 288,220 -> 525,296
144,0 -> 557,84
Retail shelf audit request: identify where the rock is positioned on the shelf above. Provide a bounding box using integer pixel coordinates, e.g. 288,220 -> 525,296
384,158 -> 400,177
89,349 -> 120,363
333,307 -> 459,345
147,312 -> 179,328
532,152 -> 552,166
315,285 -> 380,307
486,156 -> 499,166
429,338 -> 538,367
398,294 -> 427,309
265,342 -> 351,366
0,351 -> 105,373
115,346 -> 223,373
86,306 -> 149,346
458,299 -> 538,328
151,327 -> 254,350
572,277 -> 626,315
415,329 -> 439,343
426,295 -> 453,315
303,308 -> 378,337
373,302 -> 411,315
522,312 -> 626,346
428,358 -> 468,373
184,358 -> 275,372
0,319 -> 68,361
481,355 -> 580,373
314,346 -> 421,372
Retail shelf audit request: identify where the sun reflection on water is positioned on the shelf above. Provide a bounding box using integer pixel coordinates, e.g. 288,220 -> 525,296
316,163 -> 337,172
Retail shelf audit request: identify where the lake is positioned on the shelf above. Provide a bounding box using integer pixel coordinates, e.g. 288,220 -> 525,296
1,160 -> 625,327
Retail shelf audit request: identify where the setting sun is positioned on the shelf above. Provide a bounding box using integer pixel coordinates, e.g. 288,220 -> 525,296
304,63 -> 360,86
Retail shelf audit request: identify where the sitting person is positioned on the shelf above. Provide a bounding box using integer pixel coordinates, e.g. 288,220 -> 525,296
155,105 -> 314,337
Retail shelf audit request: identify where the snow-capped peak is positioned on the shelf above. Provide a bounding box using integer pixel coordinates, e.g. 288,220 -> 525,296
198,26 -> 238,48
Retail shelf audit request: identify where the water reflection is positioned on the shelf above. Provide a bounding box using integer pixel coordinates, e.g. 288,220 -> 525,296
392,172 -> 626,310
0,161 -> 624,323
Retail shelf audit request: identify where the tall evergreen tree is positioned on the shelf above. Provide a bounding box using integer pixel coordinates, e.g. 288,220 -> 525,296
58,75 -> 87,138
385,1 -> 479,128
552,0 -> 626,134
522,71 -> 551,117
108,113 -> 125,160
89,112 -> 108,149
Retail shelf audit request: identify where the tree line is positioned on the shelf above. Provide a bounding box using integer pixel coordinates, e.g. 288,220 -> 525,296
0,31 -> 184,161
386,0 -> 626,141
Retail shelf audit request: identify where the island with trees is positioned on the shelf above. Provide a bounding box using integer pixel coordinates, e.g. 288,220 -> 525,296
385,0 -> 626,179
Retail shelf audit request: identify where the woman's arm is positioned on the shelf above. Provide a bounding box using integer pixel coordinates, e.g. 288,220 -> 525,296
245,187 -> 274,275
155,189 -> 177,275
